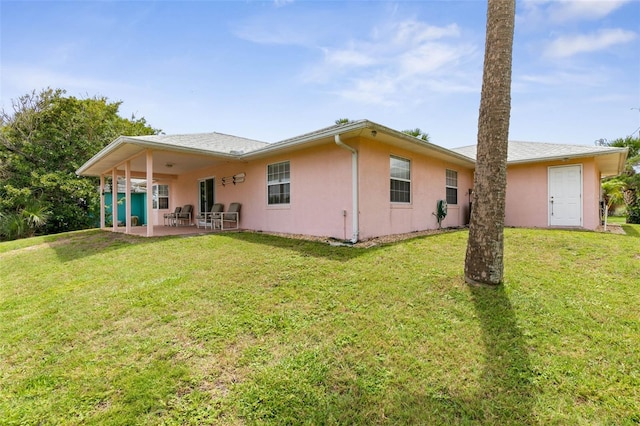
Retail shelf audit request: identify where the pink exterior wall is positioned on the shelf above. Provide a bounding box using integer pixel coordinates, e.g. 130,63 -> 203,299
504,158 -> 601,230
357,139 -> 473,240
583,158 -> 602,230
142,143 -> 605,237
149,138 -> 473,240
167,143 -> 354,239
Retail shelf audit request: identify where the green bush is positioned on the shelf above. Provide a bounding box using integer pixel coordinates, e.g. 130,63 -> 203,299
627,204 -> 640,224
0,88 -> 158,241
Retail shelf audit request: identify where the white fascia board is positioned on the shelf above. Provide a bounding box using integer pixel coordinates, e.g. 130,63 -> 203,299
506,147 -> 628,166
240,119 -> 476,166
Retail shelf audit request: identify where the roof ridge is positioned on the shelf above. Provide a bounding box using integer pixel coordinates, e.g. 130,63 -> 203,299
133,131 -> 269,144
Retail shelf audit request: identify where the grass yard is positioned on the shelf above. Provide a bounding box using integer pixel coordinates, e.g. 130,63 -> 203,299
1,226 -> 639,425
606,215 -> 628,224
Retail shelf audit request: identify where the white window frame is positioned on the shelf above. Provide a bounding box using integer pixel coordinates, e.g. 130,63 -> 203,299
446,169 -> 458,205
267,161 -> 290,205
152,184 -> 169,210
390,155 -> 411,203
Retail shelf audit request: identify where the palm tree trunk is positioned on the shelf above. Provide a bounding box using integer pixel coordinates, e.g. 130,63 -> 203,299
464,0 -> 516,286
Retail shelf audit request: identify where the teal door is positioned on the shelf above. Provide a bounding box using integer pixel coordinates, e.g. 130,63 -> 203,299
104,193 -> 146,225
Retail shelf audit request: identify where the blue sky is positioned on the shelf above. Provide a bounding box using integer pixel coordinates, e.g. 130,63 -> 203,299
1,0 -> 639,148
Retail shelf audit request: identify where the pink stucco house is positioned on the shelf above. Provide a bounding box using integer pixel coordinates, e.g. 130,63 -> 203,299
77,119 -> 627,240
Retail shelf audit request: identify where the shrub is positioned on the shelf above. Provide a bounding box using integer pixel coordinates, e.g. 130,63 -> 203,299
627,204 -> 640,224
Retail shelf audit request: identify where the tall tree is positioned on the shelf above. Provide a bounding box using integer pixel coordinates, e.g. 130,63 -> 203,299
0,88 -> 159,239
464,0 -> 516,286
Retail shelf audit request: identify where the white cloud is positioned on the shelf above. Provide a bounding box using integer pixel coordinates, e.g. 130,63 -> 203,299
232,10 -> 333,47
0,64 -> 148,116
337,73 -> 399,106
547,0 -> 631,23
2,65 -> 120,95
518,69 -> 607,87
389,21 -> 460,45
544,28 -> 637,58
305,19 -> 478,105
519,0 -> 632,25
399,42 -> 467,76
323,47 -> 377,68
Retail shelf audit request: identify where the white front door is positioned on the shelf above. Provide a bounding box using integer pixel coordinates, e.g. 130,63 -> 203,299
548,165 -> 582,227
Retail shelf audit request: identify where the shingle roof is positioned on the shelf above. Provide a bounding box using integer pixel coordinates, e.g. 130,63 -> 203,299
76,122 -> 627,177
451,141 -> 626,163
130,132 -> 269,155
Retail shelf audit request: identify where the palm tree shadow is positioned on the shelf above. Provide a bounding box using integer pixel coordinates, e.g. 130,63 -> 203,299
466,284 -> 536,424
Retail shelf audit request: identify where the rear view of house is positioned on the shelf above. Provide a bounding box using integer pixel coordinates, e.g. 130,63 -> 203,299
77,120 -> 627,240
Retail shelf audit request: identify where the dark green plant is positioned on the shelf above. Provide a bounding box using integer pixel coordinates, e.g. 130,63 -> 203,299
0,212 -> 26,240
604,136 -> 640,222
0,199 -> 49,240
627,204 -> 640,224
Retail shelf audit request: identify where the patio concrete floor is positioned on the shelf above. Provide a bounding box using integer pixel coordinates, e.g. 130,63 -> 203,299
111,225 -> 237,237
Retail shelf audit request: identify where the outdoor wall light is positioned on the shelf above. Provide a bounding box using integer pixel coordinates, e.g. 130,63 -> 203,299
371,130 -> 377,137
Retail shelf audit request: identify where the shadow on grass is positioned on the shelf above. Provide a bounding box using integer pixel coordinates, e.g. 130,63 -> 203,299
45,229 -> 160,262
621,223 -> 640,237
387,284 -> 536,424
222,229 -> 465,262
465,284 -> 536,424
221,231 -> 376,262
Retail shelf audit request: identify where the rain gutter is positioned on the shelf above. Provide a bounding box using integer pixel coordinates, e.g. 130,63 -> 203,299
335,134 -> 359,243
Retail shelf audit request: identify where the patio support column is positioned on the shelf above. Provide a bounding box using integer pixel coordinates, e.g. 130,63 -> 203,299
100,174 -> 106,229
146,150 -> 154,237
112,168 -> 118,232
125,161 -> 132,234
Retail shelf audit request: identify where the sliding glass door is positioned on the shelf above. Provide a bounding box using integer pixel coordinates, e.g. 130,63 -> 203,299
198,178 -> 215,215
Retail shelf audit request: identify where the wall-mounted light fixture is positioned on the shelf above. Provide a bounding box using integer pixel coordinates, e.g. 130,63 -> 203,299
233,172 -> 246,184
371,130 -> 377,137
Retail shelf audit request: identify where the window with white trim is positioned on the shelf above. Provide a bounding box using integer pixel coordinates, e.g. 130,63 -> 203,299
267,161 -> 290,205
153,184 -> 169,209
390,156 -> 411,203
446,169 -> 458,205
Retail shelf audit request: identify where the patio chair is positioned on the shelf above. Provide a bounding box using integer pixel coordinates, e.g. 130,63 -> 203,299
196,203 -> 224,229
164,206 -> 181,226
217,202 -> 241,230
175,204 -> 193,226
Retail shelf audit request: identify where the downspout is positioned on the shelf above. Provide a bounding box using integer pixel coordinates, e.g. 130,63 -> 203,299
335,134 -> 359,243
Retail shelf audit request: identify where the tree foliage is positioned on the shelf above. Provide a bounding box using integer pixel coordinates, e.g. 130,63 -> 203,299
605,135 -> 640,223
402,128 -> 430,142
0,88 -> 159,240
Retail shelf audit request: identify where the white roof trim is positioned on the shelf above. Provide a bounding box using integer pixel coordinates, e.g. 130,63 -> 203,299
77,123 -> 628,177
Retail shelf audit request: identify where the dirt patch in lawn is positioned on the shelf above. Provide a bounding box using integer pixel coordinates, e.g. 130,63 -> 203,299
595,224 -> 626,235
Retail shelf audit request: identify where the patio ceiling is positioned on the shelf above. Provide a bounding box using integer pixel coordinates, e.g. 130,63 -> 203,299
115,148 -> 235,178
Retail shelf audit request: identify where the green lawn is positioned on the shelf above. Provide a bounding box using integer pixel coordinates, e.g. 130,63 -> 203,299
605,215 -> 627,224
1,227 -> 639,425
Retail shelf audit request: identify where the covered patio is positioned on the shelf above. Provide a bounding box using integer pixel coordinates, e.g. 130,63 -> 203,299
76,133 -> 267,237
